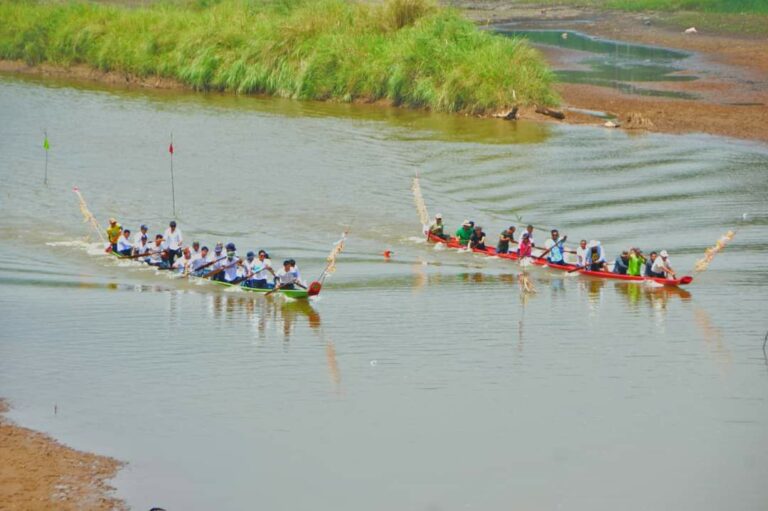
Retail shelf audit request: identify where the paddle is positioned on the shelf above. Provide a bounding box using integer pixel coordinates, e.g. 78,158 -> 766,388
538,235 -> 568,261
200,258 -> 240,280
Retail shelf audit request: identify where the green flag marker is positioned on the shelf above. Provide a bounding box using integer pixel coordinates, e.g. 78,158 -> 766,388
43,137 -> 50,151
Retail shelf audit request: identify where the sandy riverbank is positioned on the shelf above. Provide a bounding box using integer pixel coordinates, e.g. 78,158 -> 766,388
0,399 -> 126,511
457,2 -> 768,143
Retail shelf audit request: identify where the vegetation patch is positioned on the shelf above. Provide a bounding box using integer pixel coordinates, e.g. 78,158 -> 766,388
0,0 -> 559,113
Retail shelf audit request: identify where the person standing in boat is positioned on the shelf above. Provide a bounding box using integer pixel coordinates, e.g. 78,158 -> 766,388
650,250 -> 676,279
542,229 -> 567,265
116,229 -> 133,256
469,225 -> 487,250
525,225 -> 536,248
613,250 -> 630,274
273,259 -> 306,291
429,214 -> 447,240
164,220 -> 183,265
584,240 -> 607,271
455,220 -> 473,246
106,218 -> 122,252
496,226 -> 516,254
627,248 -> 646,277
518,232 -> 533,258
575,239 -> 588,266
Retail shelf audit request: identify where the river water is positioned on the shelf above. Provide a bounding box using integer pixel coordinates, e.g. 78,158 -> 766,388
1,74 -> 767,511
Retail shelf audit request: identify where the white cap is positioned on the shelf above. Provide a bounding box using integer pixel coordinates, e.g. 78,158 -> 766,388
588,240 -> 600,248
462,219 -> 471,227
660,250 -> 669,257
435,213 -> 442,219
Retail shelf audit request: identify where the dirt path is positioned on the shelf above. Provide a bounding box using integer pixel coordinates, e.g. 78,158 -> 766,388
0,399 -> 126,511
458,2 -> 768,143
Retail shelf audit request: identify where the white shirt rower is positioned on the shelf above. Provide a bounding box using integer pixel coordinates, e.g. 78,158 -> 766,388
190,248 -> 211,272
173,249 -> 194,273
164,222 -> 183,251
147,237 -> 167,264
575,240 -> 588,266
132,226 -> 149,247
253,253 -> 272,281
116,233 -> 133,254
134,236 -> 151,256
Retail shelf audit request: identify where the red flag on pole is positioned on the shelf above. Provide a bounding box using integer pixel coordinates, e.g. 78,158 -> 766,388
169,142 -> 174,154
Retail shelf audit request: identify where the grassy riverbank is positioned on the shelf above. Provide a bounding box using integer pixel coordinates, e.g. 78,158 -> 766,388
0,0 -> 558,113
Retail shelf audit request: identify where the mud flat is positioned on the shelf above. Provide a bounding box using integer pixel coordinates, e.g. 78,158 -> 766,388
0,400 -> 125,511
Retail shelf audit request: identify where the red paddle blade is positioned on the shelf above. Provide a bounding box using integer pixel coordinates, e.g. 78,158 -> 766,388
308,281 -> 322,296
679,276 -> 693,285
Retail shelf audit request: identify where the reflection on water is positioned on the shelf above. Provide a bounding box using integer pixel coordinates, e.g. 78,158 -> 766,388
207,294 -> 321,340
1,72 -> 768,511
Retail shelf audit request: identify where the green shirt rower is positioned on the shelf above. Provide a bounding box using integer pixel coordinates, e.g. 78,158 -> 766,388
627,248 -> 646,276
455,220 -> 473,245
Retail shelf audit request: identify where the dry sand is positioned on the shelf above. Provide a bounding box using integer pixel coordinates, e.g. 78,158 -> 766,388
0,399 -> 126,511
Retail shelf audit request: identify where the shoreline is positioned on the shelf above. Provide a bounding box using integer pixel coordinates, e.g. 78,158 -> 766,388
0,399 -> 126,511
1,4 -> 767,144
460,2 -> 768,143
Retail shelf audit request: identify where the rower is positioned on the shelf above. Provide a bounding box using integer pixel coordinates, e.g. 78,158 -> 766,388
213,242 -> 241,283
164,220 -> 183,265
147,234 -> 170,269
525,225 -> 536,247
274,259 -> 306,291
246,250 -> 273,289
190,241 -> 201,258
650,250 -> 676,279
429,214 -> 448,240
133,234 -> 151,257
469,225 -> 487,250
116,229 -> 133,256
627,248 -> 646,277
173,247 -> 194,274
132,224 -> 149,247
575,239 -> 588,266
455,220 -> 473,246
584,240 -> 607,271
542,229 -> 567,265
613,251 -> 630,275
518,232 -> 533,258
190,246 -> 212,276
106,218 -> 122,252
496,226 -> 516,254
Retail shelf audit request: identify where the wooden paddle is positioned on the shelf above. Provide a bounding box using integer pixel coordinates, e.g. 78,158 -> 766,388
538,235 -> 568,260
200,258 -> 240,280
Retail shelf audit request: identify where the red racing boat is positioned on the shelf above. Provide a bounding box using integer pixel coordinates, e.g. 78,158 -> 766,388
427,233 -> 693,287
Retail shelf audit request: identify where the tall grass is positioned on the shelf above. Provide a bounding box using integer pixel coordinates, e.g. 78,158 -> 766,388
0,0 -> 558,112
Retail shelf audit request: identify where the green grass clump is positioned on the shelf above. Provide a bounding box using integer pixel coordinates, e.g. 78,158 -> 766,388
0,0 -> 558,113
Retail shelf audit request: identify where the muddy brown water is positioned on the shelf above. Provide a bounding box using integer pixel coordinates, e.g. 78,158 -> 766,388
1,74 -> 767,511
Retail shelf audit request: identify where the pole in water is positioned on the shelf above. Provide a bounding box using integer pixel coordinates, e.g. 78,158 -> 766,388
169,132 -> 176,217
43,130 -> 50,185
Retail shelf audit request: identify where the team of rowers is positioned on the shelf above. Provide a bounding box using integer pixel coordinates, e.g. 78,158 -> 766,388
428,215 -> 678,280
106,218 -> 306,290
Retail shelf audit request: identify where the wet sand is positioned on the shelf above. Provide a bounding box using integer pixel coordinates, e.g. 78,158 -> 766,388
458,2 -> 768,142
0,400 -> 125,511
